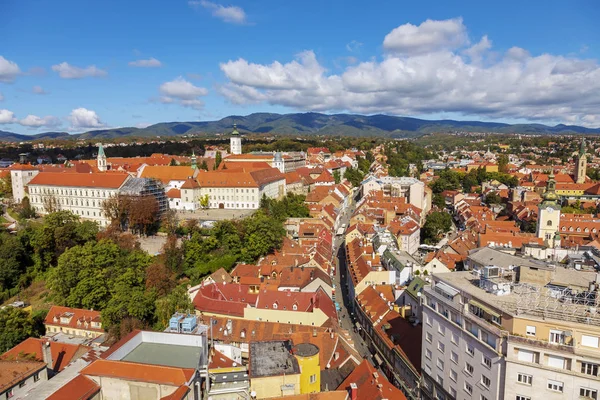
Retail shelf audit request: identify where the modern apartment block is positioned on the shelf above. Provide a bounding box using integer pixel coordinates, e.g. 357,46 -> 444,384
421,263 -> 600,400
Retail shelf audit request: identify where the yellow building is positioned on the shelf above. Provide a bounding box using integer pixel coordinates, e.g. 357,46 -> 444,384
249,341 -> 302,399
293,343 -> 320,394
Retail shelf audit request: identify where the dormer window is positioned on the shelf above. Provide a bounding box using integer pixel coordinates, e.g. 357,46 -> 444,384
293,304 -> 298,311
241,329 -> 246,338
273,303 -> 278,309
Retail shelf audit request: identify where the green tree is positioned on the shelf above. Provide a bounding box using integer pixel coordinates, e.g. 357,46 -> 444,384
0,232 -> 27,294
154,286 -> 194,329
18,197 -> 36,219
0,173 -> 12,198
497,154 -> 509,173
214,152 -> 222,170
422,211 -> 453,245
484,191 -> 502,205
343,167 -> 363,187
169,158 -> 177,166
200,160 -> 209,171
199,194 -> 210,209
0,307 -> 40,353
241,210 -> 285,261
333,170 -> 341,184
432,193 -> 446,209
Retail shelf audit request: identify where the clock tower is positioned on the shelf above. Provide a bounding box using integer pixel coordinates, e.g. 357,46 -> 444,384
536,172 -> 561,247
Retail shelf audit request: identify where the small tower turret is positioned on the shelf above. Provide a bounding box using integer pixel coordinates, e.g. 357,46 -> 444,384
230,123 -> 242,155
97,143 -> 107,172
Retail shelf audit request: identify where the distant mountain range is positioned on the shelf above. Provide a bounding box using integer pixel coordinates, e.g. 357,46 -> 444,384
2,112 -> 600,142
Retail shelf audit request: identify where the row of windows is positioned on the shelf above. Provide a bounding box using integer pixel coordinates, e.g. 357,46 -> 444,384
32,197 -> 103,208
31,187 -> 112,197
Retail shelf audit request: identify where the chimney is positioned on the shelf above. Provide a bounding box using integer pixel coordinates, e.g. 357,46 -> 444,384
350,382 -> 358,400
42,341 -> 53,370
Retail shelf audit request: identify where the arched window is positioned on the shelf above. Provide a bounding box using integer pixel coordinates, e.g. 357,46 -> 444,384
547,220 -> 552,226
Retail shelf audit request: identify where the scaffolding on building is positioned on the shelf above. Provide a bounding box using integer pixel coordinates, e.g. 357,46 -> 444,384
504,282 -> 600,327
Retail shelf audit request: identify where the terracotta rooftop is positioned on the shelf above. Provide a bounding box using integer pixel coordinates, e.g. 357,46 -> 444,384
1,337 -> 89,372
28,172 -> 129,189
139,165 -> 196,184
0,360 -> 46,393
45,306 -> 103,333
338,359 -> 406,400
80,359 -> 194,386
46,374 -> 100,400
192,282 -> 258,317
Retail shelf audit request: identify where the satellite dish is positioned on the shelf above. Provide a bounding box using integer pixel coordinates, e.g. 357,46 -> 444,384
493,284 -> 498,290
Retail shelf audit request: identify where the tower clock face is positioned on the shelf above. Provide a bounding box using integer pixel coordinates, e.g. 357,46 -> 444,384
546,207 -> 553,213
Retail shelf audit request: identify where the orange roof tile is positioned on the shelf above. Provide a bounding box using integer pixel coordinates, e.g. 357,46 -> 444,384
81,359 -> 194,386
0,360 -> 46,392
46,374 -> 100,400
44,306 -> 103,333
29,172 -> 129,189
338,359 -> 406,400
140,166 -> 196,183
1,337 -> 89,372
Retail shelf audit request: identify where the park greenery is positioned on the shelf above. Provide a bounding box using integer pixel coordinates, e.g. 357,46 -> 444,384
0,193 -> 309,344
422,211 -> 453,245
430,168 -> 518,194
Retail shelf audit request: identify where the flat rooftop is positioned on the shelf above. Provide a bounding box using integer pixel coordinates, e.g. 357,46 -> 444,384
250,341 -> 300,378
121,343 -> 201,369
434,271 -> 600,327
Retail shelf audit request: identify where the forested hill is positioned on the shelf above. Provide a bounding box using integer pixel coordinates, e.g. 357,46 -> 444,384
2,113 -> 600,141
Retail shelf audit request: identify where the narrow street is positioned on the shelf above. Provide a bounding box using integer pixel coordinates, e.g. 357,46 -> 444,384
331,195 -> 376,364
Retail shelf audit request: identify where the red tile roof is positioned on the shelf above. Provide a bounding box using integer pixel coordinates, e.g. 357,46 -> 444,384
81,359 -> 194,386
338,359 -> 406,400
45,306 -> 103,333
167,188 -> 181,199
209,350 -> 237,369
140,166 -> 196,183
193,283 -> 258,317
46,374 -> 100,400
1,337 -> 89,372
29,172 -> 129,189
0,360 -> 46,392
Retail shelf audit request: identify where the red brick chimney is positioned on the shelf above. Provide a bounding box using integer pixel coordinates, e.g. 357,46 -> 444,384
350,382 -> 358,400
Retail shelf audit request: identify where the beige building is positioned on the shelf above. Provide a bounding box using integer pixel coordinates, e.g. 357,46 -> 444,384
44,306 -> 104,338
422,263 -> 600,400
195,168 -> 286,210
249,341 -> 302,399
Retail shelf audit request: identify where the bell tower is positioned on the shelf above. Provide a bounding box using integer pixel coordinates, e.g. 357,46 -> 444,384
575,137 -> 587,184
230,123 -> 242,155
536,172 -> 561,248
97,143 -> 107,172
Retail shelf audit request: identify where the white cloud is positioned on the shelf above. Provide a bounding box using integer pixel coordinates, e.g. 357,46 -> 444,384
158,76 -> 208,110
19,114 -> 61,128
189,0 -> 247,24
0,56 -> 21,83
383,18 -> 468,55
0,109 -> 17,124
217,18 -> 600,127
0,109 -> 60,128
464,35 -> 492,64
128,58 -> 162,68
346,40 -> 363,53
32,85 -> 47,95
51,62 -> 107,79
68,108 -> 105,129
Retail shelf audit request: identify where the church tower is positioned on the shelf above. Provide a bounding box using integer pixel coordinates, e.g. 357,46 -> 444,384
97,143 -> 107,172
230,123 -> 242,155
191,150 -> 197,169
273,151 -> 284,173
536,172 -> 561,248
575,137 -> 587,184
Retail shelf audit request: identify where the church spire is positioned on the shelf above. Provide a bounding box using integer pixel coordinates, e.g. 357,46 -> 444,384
579,137 -> 586,156
191,150 -> 197,169
97,143 -> 107,172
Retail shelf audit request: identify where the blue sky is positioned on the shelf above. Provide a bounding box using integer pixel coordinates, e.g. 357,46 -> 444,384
1,0 -> 599,133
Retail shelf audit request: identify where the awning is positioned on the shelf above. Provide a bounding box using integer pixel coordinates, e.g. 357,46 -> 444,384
435,282 -> 459,298
373,353 -> 383,365
469,299 -> 501,318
